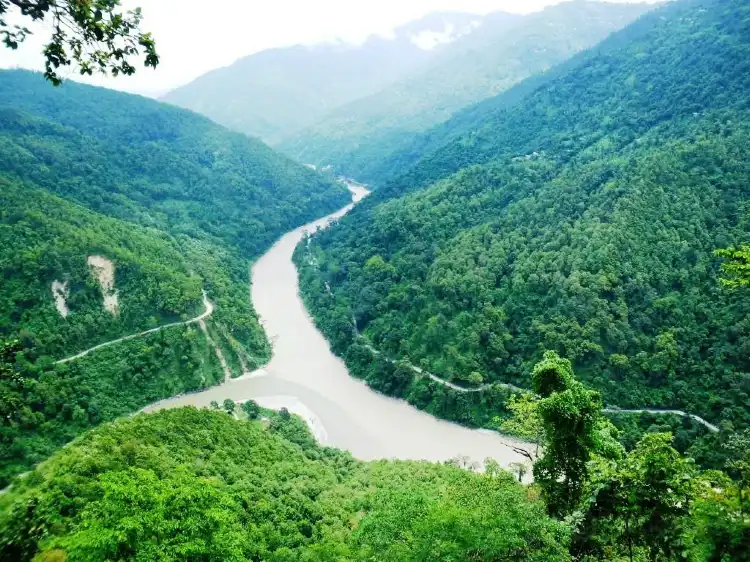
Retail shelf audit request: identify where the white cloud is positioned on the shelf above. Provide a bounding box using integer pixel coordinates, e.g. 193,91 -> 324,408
0,0 -> 659,96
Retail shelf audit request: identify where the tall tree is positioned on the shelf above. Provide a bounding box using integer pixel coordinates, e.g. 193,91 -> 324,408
0,0 -> 158,84
531,351 -> 604,517
619,433 -> 697,562
577,433 -> 699,561
0,339 -> 24,430
724,429 -> 750,514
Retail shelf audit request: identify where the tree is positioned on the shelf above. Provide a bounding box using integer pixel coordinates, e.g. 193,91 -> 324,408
222,399 -> 235,415
690,470 -> 750,562
242,400 -> 260,420
619,433 -> 697,562
497,392 -> 543,460
724,429 -> 750,514
0,0 -> 158,85
0,339 -> 22,382
577,433 -> 698,561
0,339 -> 24,426
532,351 -> 604,517
715,245 -> 750,288
508,461 -> 529,483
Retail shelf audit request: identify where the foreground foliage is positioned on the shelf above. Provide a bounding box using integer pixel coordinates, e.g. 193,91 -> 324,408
0,0 -> 158,85
2,356 -> 746,561
528,352 -> 749,561
0,407 -> 569,561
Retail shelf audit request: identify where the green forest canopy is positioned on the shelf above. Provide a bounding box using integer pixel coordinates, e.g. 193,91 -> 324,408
1,354 -> 746,561
0,69 -> 349,486
0,407 -> 571,561
296,0 -> 750,447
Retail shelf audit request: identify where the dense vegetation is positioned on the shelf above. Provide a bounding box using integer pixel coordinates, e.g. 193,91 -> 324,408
0,0 -> 158,86
0,70 -> 348,259
0,327 -> 224,488
278,1 -> 652,180
0,407 -> 569,561
526,352 -> 748,561
1,355 -> 746,560
296,0 -> 750,449
1,178 -> 203,358
0,69 -> 349,485
1,1 -> 748,559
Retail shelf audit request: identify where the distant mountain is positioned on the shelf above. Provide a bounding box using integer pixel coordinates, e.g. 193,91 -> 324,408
278,0 -> 654,180
162,12 -> 491,144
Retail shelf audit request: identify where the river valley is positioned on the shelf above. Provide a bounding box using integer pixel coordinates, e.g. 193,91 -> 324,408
145,185 -> 533,469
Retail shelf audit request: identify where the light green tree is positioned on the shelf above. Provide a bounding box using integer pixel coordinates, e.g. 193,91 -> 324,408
497,392 -> 543,460
531,351 -> 604,517
716,245 -> 750,288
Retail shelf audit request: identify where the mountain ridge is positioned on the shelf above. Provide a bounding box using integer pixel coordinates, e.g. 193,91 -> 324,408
0,68 -> 350,487
295,0 -> 750,447
278,0 -> 655,176
162,11 -> 501,143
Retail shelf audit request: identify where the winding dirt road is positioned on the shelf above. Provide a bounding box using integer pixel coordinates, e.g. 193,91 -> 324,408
361,341 -> 719,433
55,291 -> 214,364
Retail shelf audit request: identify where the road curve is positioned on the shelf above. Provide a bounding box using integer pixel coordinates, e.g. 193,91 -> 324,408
55,291 -> 214,364
602,408 -> 720,432
360,342 -> 720,433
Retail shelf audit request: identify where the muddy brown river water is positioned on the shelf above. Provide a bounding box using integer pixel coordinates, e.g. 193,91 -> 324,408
145,185 -> 532,469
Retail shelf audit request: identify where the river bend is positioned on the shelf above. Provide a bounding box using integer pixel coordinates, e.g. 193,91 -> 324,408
145,186 -> 532,469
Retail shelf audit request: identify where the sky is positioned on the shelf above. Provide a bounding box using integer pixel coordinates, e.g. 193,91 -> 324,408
0,0 -> 658,96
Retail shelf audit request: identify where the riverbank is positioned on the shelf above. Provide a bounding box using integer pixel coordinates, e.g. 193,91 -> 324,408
144,184 -> 535,470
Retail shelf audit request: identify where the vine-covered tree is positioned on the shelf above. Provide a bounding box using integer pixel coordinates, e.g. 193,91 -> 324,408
525,352 -> 748,560
531,351 -> 606,517
0,0 -> 158,84
0,339 -> 24,428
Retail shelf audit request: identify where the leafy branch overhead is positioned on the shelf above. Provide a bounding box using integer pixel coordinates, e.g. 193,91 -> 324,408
0,0 -> 158,85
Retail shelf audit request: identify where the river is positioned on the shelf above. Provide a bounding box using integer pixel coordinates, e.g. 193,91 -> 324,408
145,185 -> 532,469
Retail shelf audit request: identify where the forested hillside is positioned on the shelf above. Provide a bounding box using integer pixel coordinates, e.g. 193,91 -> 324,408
2,359 -> 746,561
297,0 -> 750,447
279,0 -> 652,180
162,13 -> 483,143
0,408 -> 568,561
0,70 -> 349,486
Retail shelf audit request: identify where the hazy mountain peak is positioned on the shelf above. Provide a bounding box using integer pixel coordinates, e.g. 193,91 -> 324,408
163,11 -> 495,144
409,19 -> 483,50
